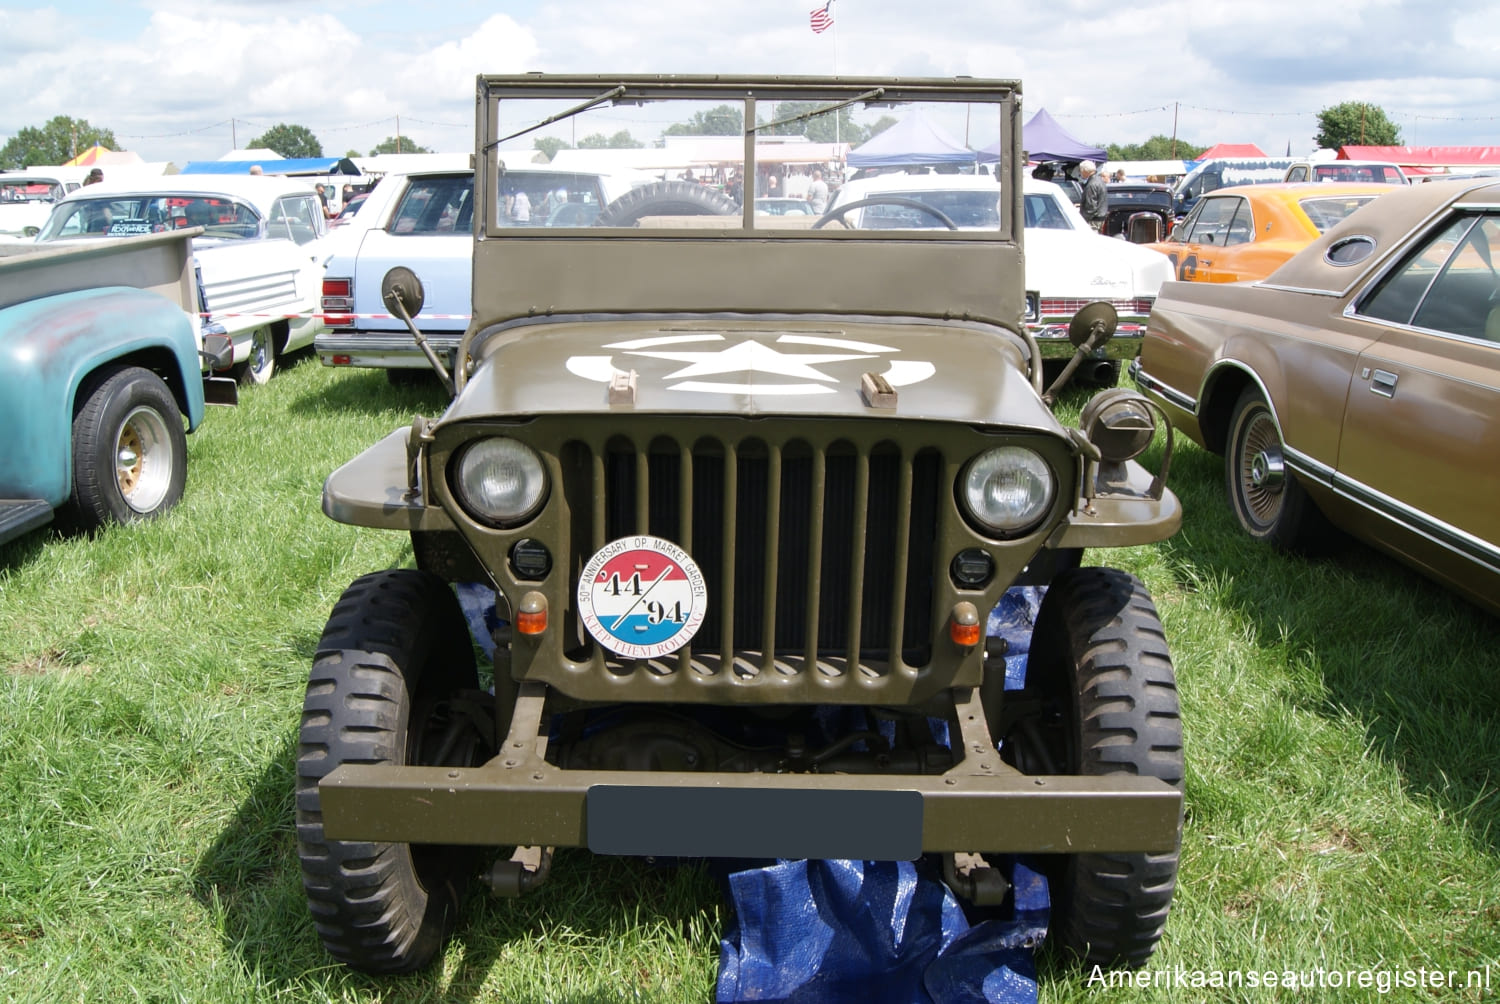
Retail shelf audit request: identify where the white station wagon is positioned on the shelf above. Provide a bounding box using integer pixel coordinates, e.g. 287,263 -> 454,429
315,157 -> 643,382
826,173 -> 1173,385
39,174 -> 328,383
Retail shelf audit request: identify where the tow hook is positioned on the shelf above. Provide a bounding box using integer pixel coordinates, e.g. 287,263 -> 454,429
482,845 -> 554,897
943,851 -> 1011,906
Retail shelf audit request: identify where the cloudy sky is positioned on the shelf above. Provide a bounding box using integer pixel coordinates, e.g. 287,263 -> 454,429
4,0 -> 1498,165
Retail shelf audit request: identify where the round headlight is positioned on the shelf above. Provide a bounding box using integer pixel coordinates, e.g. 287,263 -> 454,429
454,438 -> 548,526
961,446 -> 1055,536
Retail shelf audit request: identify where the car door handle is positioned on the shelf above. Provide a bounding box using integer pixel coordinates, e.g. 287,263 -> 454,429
1370,369 -> 1398,398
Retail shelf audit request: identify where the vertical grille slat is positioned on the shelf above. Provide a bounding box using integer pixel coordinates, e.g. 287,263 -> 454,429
635,450 -> 650,536
592,431 -> 939,679
887,454 -> 914,667
845,453 -> 870,673
719,441 -> 738,668
676,444 -> 695,675
804,450 -> 826,671
760,445 -> 782,673
591,449 -> 607,556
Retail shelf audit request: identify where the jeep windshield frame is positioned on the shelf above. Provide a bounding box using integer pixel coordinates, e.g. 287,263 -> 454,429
478,75 -> 1021,240
472,75 -> 1027,337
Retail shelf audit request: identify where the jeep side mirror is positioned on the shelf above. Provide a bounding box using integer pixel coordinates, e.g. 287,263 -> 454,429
1043,301 -> 1118,405
381,267 -> 454,396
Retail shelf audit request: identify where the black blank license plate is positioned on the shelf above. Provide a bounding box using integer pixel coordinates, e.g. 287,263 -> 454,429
586,785 -> 923,860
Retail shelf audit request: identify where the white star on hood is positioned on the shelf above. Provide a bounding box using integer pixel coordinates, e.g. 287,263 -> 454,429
624,339 -> 875,383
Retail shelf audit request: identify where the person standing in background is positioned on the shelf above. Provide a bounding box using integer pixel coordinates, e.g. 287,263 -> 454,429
1079,160 -> 1107,232
807,168 -> 829,214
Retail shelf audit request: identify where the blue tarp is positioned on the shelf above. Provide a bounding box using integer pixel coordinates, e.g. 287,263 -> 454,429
713,588 -> 1047,1004
178,156 -> 360,176
848,108 -> 998,168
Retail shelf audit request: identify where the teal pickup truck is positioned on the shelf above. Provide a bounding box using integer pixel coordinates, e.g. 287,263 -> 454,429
0,230 -> 235,546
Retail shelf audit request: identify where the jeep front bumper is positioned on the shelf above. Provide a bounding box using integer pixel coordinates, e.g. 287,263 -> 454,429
319,684 -> 1182,858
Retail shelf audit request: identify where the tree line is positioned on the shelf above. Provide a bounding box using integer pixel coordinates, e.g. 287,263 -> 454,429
0,103 -> 1404,171
0,117 -> 432,169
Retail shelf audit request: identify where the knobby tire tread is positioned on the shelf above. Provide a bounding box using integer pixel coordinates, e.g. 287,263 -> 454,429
1030,567 -> 1184,970
296,568 -> 481,973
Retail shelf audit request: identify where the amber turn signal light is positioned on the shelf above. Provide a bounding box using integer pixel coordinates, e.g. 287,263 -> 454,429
949,601 -> 982,648
516,591 -> 548,636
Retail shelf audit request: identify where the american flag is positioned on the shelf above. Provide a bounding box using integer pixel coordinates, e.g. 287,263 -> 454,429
810,1 -> 834,33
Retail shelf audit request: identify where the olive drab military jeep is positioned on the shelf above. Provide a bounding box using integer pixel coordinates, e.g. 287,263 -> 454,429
298,75 -> 1185,974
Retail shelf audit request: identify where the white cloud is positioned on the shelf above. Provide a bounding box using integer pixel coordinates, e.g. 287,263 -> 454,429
2,1 -> 1496,166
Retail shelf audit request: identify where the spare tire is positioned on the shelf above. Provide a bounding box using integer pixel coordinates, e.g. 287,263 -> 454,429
593,180 -> 739,227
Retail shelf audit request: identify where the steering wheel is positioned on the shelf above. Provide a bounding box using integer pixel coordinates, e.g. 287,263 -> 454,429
812,196 -> 960,231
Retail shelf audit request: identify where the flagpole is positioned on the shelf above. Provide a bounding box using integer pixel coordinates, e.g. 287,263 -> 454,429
832,2 -> 840,160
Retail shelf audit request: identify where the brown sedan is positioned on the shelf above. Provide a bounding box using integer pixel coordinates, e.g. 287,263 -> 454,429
1133,178 -> 1500,615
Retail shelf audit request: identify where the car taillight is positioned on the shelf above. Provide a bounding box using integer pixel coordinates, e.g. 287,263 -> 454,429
321,278 -> 354,327
1037,297 -> 1155,318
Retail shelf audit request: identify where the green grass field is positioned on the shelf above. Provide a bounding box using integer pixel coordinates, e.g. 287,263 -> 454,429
2,352 -> 1497,1002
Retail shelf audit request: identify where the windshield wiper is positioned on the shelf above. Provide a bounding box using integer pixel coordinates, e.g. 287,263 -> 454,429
485,84 -> 629,152
749,88 -> 886,134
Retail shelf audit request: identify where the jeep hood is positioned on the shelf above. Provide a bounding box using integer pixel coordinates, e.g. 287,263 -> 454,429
440,316 -> 1061,431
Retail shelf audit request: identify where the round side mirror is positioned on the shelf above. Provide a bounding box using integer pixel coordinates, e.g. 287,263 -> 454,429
1067,301 -> 1118,350
381,266 -> 426,319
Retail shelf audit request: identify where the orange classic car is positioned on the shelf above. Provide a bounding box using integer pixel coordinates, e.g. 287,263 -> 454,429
1133,178 -> 1500,615
1149,182 -> 1393,283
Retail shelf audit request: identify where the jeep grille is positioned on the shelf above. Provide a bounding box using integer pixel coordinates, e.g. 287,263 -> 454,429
571,435 -> 942,679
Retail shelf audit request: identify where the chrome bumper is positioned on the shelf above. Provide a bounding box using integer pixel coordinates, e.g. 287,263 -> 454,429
315,330 -> 462,369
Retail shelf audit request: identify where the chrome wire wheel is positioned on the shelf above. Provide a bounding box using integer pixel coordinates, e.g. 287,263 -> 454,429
115,405 -> 174,515
238,326 -> 276,385
1235,407 -> 1285,531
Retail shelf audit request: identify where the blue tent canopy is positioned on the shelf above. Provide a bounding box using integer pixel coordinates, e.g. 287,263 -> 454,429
179,157 -> 360,176
848,108 -> 997,168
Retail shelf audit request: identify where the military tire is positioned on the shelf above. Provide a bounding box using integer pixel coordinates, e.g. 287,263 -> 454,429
1000,566 -> 1183,969
593,179 -> 738,226
297,569 -> 494,973
1225,387 -> 1332,552
62,365 -> 187,532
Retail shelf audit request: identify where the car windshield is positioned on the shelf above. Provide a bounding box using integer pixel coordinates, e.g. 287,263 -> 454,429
483,84 -> 1011,236
0,178 -> 66,203
1299,194 -> 1381,233
39,195 -> 262,240
1312,164 -> 1403,184
391,171 -> 618,232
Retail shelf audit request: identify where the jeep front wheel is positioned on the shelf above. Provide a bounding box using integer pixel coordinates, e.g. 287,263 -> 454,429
999,567 -> 1183,969
296,569 -> 494,973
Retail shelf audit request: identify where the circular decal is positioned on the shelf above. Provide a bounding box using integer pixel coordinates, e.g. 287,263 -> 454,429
577,536 -> 707,659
